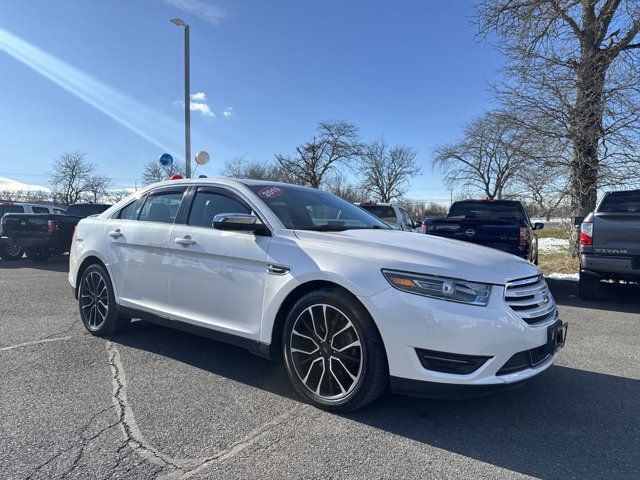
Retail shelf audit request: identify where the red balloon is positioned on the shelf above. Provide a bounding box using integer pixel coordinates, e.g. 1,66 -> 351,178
171,174 -> 183,180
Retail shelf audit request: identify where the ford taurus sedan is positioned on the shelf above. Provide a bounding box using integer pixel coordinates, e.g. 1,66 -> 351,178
69,178 -> 567,411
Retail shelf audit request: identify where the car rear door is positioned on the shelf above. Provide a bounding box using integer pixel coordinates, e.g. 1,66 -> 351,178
105,186 -> 188,315
167,186 -> 271,340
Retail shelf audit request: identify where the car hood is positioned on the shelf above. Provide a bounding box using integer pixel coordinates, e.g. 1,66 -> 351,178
293,229 -> 539,286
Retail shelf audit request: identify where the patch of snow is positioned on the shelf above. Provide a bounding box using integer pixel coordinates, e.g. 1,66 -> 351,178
531,217 -> 570,226
546,272 -> 579,281
0,176 -> 50,193
538,237 -> 570,253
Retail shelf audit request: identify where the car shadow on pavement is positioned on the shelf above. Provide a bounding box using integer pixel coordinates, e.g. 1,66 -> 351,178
548,278 -> 640,315
115,321 -> 639,480
0,256 -> 70,273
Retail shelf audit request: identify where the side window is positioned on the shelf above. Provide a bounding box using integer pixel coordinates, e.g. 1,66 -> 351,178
118,196 -> 146,220
53,209 -> 65,215
32,206 -> 49,214
187,191 -> 250,228
139,192 -> 184,224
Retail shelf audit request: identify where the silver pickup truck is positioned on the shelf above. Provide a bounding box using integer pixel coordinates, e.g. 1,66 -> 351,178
578,190 -> 640,299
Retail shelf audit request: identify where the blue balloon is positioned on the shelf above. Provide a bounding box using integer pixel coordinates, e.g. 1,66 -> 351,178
198,174 -> 208,178
159,153 -> 173,167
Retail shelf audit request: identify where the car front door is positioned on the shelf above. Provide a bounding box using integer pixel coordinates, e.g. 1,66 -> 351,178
106,186 -> 188,315
168,186 -> 271,340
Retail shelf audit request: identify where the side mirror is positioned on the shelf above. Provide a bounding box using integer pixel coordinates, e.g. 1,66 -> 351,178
213,213 -> 270,235
533,222 -> 544,230
574,216 -> 585,228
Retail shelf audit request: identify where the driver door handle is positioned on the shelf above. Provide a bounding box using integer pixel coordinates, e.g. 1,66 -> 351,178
108,229 -> 123,238
175,235 -> 196,246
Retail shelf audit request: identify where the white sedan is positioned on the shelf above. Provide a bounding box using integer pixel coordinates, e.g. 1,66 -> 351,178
69,178 -> 567,411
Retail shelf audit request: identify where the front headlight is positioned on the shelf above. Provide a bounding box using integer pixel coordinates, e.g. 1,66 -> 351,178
382,270 -> 491,306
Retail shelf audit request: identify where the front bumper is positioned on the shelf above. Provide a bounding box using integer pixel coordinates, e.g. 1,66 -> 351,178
366,285 -> 563,392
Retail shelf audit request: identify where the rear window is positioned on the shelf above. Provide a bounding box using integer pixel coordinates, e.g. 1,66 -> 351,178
598,192 -> 640,213
448,202 -> 524,221
0,205 -> 25,216
359,205 -> 397,223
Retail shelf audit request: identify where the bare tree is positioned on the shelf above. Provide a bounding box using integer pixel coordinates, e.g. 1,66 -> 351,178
50,152 -> 95,206
221,156 -> 296,183
142,160 -> 186,185
105,190 -> 132,203
358,138 -> 420,202
477,0 -> 640,215
84,175 -> 112,203
275,121 -> 363,188
325,173 -> 367,203
0,190 -> 52,203
433,111 -> 533,199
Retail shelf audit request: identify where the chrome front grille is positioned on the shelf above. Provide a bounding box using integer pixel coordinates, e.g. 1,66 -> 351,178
504,275 -> 557,325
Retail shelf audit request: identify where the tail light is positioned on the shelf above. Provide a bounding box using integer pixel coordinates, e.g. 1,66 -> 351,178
519,227 -> 529,246
0,217 -> 5,236
47,219 -> 60,234
421,221 -> 427,234
580,222 -> 593,246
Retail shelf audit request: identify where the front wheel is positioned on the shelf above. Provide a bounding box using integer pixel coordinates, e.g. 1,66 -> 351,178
78,264 -> 130,335
283,289 -> 387,412
0,244 -> 23,261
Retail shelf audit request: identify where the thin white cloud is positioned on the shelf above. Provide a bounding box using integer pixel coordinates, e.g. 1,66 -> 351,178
222,106 -> 233,117
191,102 -> 214,117
174,93 -> 214,117
164,0 -> 225,25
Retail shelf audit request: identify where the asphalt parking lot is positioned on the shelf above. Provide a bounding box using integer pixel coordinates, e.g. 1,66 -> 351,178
1,257 -> 639,479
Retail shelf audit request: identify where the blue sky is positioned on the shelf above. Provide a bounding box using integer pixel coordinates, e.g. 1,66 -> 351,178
0,0 -> 501,200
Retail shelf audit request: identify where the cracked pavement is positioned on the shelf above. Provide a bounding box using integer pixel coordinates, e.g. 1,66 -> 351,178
1,257 -> 639,479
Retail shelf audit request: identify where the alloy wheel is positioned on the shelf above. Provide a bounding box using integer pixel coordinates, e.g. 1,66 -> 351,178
80,271 -> 109,331
289,304 -> 363,400
6,244 -> 22,258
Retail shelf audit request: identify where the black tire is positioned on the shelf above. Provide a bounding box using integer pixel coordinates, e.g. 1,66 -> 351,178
282,289 -> 387,412
78,264 -> 130,335
578,270 -> 600,300
25,247 -> 51,262
0,244 -> 23,261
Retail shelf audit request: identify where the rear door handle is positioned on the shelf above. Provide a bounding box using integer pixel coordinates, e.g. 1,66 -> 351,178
108,229 -> 123,238
175,235 -> 196,246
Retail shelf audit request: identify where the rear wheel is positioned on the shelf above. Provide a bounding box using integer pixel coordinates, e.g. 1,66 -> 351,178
78,264 -> 130,335
25,247 -> 51,262
578,270 -> 600,300
283,289 -> 387,412
0,244 -> 23,261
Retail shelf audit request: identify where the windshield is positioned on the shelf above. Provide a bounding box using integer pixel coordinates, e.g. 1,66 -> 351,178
359,205 -> 398,223
247,184 -> 389,231
598,191 -> 640,213
447,201 -> 524,221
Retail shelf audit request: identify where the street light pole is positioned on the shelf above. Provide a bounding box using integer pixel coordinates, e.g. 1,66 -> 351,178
171,18 -> 191,178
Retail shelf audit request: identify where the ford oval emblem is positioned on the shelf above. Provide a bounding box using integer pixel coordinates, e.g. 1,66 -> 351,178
465,229 -> 475,237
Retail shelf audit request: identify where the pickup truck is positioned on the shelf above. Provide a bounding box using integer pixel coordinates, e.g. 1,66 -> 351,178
578,189 -> 640,299
424,199 -> 543,263
357,202 -> 421,231
0,203 -> 110,261
0,202 -> 67,260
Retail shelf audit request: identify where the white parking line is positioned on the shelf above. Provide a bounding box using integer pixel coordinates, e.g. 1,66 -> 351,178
0,335 -> 74,352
